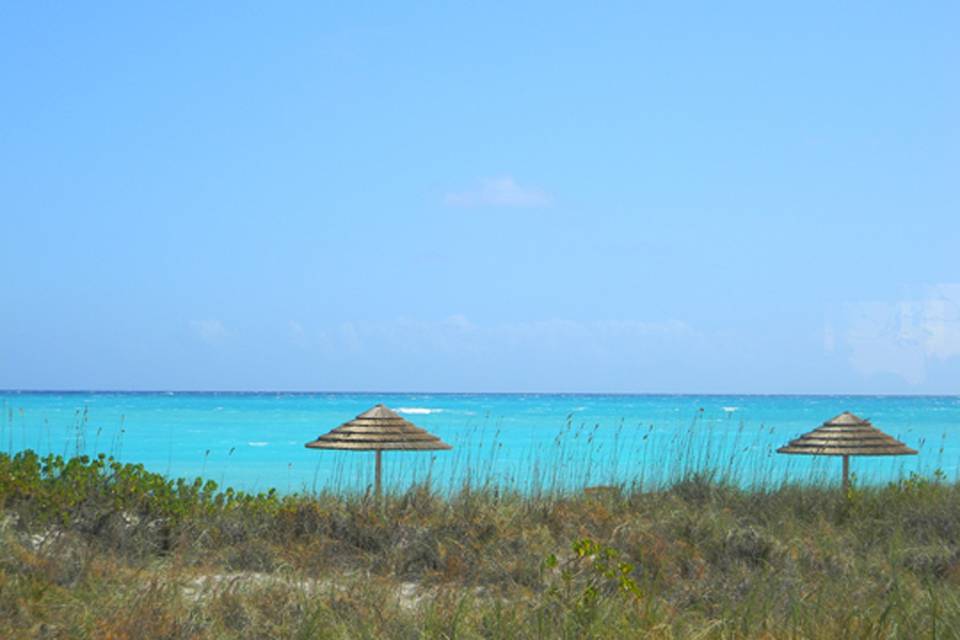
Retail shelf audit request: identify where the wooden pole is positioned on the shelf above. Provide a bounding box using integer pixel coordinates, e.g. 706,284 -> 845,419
842,455 -> 850,493
375,449 -> 383,500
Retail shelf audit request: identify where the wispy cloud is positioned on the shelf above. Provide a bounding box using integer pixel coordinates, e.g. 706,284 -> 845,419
443,177 -> 552,208
841,283 -> 960,384
317,315 -> 697,358
190,319 -> 227,343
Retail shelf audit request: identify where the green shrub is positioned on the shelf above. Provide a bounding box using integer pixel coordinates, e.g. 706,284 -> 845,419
3,449 -> 960,638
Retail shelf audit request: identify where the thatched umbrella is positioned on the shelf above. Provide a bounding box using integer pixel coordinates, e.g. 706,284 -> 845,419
777,411 -> 917,491
305,404 -> 451,497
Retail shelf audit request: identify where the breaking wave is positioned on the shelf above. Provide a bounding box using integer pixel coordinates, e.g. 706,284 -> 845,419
396,407 -> 442,415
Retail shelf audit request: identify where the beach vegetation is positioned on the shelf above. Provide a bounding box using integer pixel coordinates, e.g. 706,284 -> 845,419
3,449 -> 960,637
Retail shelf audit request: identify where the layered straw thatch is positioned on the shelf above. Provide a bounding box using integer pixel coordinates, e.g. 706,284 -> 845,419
305,404 -> 451,498
305,404 -> 451,452
776,411 -> 917,457
777,411 -> 916,491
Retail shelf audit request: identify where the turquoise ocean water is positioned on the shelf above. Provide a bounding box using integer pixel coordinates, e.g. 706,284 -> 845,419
1,393 -> 958,494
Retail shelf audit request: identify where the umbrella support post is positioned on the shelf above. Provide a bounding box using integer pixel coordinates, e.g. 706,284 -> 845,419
842,455 -> 849,493
375,450 -> 382,501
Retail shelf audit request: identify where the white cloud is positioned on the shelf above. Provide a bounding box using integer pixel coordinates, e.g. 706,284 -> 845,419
443,177 -> 552,208
191,319 -> 227,343
842,284 -> 960,384
923,284 -> 960,360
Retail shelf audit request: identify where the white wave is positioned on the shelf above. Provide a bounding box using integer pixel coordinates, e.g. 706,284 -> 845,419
396,407 -> 442,415
722,406 -> 739,413
248,441 -> 269,447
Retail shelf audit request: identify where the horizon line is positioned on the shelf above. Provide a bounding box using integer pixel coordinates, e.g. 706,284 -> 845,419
1,389 -> 958,399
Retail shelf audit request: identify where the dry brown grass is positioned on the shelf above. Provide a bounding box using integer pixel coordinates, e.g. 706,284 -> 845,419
3,452 -> 960,638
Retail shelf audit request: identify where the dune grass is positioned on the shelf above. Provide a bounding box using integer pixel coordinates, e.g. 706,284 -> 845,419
3,449 -> 960,639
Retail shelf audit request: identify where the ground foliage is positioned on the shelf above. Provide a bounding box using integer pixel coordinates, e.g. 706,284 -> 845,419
2,450 -> 960,638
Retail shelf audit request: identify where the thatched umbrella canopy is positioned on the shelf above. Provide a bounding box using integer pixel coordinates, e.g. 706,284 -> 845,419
305,404 -> 451,497
777,411 -> 917,490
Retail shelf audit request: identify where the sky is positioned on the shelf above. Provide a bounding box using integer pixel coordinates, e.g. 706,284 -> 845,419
1,2 -> 958,394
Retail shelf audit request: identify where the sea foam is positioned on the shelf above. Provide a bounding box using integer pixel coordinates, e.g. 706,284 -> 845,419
396,407 -> 441,415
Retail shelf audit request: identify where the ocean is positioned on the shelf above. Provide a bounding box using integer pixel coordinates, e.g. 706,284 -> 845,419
2,392 -> 958,494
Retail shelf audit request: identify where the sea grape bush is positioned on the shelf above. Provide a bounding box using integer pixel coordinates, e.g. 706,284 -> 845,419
0,449 -> 283,529
3,448 -> 960,637
545,538 -> 641,600
542,537 -> 643,632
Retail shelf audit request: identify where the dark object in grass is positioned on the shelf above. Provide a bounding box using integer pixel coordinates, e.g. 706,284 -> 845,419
305,404 -> 452,498
777,411 -> 917,492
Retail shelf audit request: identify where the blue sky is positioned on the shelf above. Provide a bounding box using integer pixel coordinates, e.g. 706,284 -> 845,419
1,2 -> 958,393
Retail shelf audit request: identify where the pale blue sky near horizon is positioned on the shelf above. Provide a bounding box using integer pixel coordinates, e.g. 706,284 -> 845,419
1,3 -> 958,394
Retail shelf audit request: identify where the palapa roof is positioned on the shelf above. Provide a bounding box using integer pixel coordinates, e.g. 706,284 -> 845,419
777,411 -> 917,457
305,404 -> 452,451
